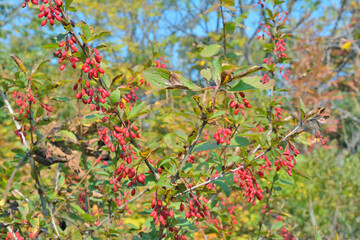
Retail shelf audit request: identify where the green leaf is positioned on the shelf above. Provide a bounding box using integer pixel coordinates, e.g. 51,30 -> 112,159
230,136 -> 250,147
52,96 -> 72,102
271,221 -> 285,231
211,58 -> 222,83
274,0 -> 285,5
204,3 -> 220,14
176,218 -> 194,227
0,96 -> 4,108
193,142 -> 220,152
142,68 -> 169,88
228,76 -> 275,92
101,74 -> 111,89
128,102 -> 149,120
60,130 -> 77,141
34,107 -> 44,118
176,75 -> 202,90
200,68 -> 212,81
91,31 -> 111,41
157,175 -> 172,188
213,180 -> 231,197
223,5 -> 237,12
173,129 -> 187,143
208,110 -> 226,120
82,24 -> 92,42
31,59 -> 49,77
70,204 -> 86,215
299,97 -> 307,112
42,43 -> 59,49
110,89 -> 120,105
265,9 -> 273,19
65,0 -> 74,9
200,44 -> 222,58
225,22 -> 236,34
293,168 -> 311,180
71,228 -> 82,240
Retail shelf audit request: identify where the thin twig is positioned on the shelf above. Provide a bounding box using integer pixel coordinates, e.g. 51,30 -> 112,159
2,116 -> 76,204
51,160 -> 98,219
98,188 -> 150,226
219,1 -> 227,61
1,89 -> 48,216
256,173 -> 277,240
172,121 -> 207,183
6,226 -> 18,240
175,122 -> 302,198
11,189 -> 30,203
77,101 -> 90,215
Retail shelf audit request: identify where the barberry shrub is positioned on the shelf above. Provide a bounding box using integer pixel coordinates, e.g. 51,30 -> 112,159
0,0 -> 329,239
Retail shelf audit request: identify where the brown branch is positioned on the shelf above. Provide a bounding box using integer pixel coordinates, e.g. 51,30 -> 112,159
1,89 -> 48,216
2,115 -> 76,204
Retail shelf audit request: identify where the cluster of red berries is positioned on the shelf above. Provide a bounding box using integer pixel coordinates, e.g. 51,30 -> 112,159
274,38 -> 288,59
150,198 -> 174,226
6,231 -> 25,240
92,206 -> 105,226
252,125 -> 265,132
23,0 -> 63,27
257,154 -> 273,177
274,145 -> 300,176
182,194 -> 209,222
114,192 -> 134,218
111,164 -> 146,192
233,166 -> 263,205
279,66 -> 291,81
11,85 -> 50,142
154,57 -> 167,69
280,228 -> 295,240
96,125 -> 139,156
274,107 -> 283,119
81,49 -> 105,79
12,88 -> 35,119
253,0 -> 265,8
229,92 -> 251,116
260,73 -> 270,83
263,57 -> 274,65
257,23 -> 271,39
315,131 -> 326,145
188,155 -> 195,163
213,127 -> 232,145
119,86 -> 139,109
171,229 -> 187,240
55,35 -> 79,71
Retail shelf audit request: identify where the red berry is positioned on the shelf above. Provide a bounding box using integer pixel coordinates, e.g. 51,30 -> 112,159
41,19 -> 47,26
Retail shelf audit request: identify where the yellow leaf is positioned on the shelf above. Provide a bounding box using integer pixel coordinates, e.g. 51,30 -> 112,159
341,41 -> 352,51
140,146 -> 150,158
163,188 -> 173,204
92,204 -> 98,216
10,54 -> 27,75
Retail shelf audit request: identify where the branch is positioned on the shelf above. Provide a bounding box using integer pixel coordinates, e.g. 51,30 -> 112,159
174,121 -> 303,199
2,115 -> 76,204
0,89 -> 48,216
6,226 -> 18,240
256,173 -> 277,240
51,160 -> 98,219
172,121 -> 207,183
98,188 -> 150,227
219,1 -> 227,62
